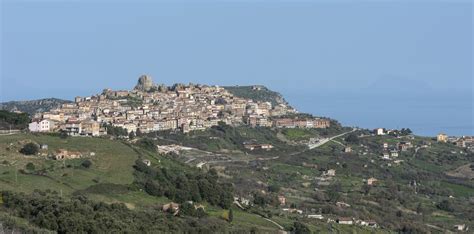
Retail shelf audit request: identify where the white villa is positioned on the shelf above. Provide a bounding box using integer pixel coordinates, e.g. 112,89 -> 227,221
29,119 -> 53,132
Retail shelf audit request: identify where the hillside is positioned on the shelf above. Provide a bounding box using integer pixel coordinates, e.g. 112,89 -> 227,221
0,98 -> 72,115
0,129 -> 393,233
147,126 -> 474,232
0,84 -> 472,232
224,85 -> 292,108
0,133 -> 294,233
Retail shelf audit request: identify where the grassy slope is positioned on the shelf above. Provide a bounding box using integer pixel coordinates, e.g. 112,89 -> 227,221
2,131 -> 472,233
0,134 -> 136,195
223,132 -> 473,232
0,133 -> 290,232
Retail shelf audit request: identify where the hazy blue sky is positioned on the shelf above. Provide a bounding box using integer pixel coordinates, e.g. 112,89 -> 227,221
1,0 -> 472,135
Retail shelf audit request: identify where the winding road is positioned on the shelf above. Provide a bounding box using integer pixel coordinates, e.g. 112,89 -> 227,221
308,128 -> 357,150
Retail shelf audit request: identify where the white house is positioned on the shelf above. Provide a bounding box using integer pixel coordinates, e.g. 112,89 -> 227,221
308,214 -> 324,219
337,217 -> 353,225
29,119 -> 52,132
454,224 -> 468,231
142,159 -> 151,167
375,128 -> 385,136
324,169 -> 336,177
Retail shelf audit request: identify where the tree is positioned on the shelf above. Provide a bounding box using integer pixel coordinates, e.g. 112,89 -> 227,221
396,210 -> 403,218
327,183 -> 342,202
436,200 -> 454,212
228,208 -> 233,223
291,221 -> 310,234
59,130 -> 69,139
362,184 -> 371,195
400,128 -> 412,136
268,184 -> 280,193
179,202 -> 196,216
81,160 -> 92,169
25,162 -> 35,171
416,203 -> 423,214
345,133 -> 359,144
136,128 -> 143,137
0,110 -> 30,129
129,131 -> 136,139
20,143 -> 39,155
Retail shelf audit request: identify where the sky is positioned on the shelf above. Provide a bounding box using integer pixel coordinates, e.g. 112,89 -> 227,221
1,0 -> 473,136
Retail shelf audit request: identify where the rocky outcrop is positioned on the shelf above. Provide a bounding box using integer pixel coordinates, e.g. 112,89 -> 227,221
134,75 -> 155,92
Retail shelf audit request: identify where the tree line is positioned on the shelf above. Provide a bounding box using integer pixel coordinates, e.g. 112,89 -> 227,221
134,160 -> 234,209
0,110 -> 30,130
0,190 -> 230,233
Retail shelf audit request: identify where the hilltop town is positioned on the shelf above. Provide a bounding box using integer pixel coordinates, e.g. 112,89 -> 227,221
27,75 -> 330,137
0,81 -> 473,233
0,77 -> 473,233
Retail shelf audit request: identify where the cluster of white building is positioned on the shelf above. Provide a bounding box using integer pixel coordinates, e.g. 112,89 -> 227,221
28,78 -> 330,137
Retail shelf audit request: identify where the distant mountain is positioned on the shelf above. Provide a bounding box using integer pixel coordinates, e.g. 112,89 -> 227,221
223,85 -> 292,108
0,98 -> 72,115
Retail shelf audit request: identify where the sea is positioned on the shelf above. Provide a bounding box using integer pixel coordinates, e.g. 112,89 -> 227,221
286,92 -> 473,137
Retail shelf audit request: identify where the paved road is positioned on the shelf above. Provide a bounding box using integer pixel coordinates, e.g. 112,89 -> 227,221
308,128 -> 357,150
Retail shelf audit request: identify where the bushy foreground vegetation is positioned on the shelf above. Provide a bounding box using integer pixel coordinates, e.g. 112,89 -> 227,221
1,126 -> 472,233
0,110 -> 30,130
0,191 -> 229,233
134,160 -> 234,209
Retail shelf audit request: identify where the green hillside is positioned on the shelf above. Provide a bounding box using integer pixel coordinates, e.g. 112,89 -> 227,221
1,129 -> 473,233
0,133 -> 304,233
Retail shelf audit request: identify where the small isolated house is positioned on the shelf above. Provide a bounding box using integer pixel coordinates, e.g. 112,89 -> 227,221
337,217 -> 353,225
162,202 -> 180,215
53,149 -> 82,160
367,177 -> 378,186
324,169 -> 336,177
278,195 -> 286,206
142,159 -> 151,167
375,128 -> 384,136
307,214 -> 324,219
343,147 -> 352,153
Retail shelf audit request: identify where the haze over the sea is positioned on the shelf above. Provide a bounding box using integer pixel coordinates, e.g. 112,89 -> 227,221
1,1 -> 472,136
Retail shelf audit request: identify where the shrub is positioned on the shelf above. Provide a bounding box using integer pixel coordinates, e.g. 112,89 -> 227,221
228,208 -> 233,223
25,163 -> 35,171
345,133 -> 359,144
291,221 -> 310,234
20,143 -> 39,155
81,160 -> 92,168
59,130 -> 69,139
436,200 -> 454,212
268,184 -> 281,193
